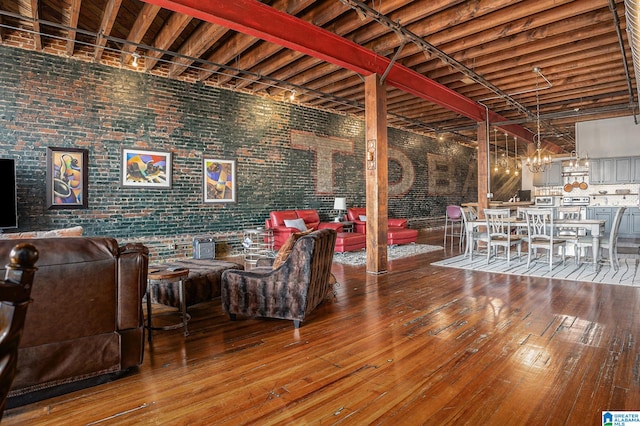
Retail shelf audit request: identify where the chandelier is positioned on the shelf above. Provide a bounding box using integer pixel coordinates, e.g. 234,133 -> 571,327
525,70 -> 551,173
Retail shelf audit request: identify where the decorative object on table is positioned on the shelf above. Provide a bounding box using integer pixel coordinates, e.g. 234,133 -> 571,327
121,148 -> 172,189
46,147 -> 88,209
192,236 -> 215,259
333,197 -> 347,222
203,158 -> 236,203
242,228 -> 275,268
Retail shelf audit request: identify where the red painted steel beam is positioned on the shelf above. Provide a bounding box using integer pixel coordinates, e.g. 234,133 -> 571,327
142,0 -> 559,150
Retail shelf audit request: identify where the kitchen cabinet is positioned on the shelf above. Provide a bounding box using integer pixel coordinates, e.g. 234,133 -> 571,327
533,161 -> 563,186
588,207 -> 613,233
628,208 -> 640,235
615,158 -> 632,183
589,156 -> 640,184
589,158 -> 615,184
632,158 -> 640,182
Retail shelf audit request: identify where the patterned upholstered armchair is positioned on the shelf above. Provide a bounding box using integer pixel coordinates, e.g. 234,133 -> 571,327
221,229 -> 337,328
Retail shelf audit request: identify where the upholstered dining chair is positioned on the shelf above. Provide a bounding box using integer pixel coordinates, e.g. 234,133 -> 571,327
0,243 -> 38,419
524,208 -> 566,271
221,229 -> 336,328
575,206 -> 626,271
484,208 -> 523,266
443,205 -> 463,251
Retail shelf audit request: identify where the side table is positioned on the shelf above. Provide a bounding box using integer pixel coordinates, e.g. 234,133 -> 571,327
146,267 -> 191,343
243,228 -> 274,269
339,221 -> 354,233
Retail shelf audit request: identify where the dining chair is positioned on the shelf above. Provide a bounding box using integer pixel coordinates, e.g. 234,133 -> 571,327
443,205 -> 463,251
484,208 -> 522,266
575,206 -> 626,270
557,206 -> 582,262
524,208 -> 566,271
460,207 -> 485,258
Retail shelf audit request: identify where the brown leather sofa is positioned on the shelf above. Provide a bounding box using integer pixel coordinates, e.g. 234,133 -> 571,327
0,237 -> 148,404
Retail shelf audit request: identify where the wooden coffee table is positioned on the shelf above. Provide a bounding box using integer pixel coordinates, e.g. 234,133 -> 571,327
146,267 -> 191,342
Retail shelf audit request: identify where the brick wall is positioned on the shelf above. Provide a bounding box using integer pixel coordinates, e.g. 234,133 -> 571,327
0,46 -> 481,261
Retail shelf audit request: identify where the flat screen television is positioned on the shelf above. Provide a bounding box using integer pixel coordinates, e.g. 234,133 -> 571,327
0,158 -> 18,229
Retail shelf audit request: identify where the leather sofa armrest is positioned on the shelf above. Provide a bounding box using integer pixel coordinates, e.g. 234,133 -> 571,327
318,222 -> 342,232
117,243 -> 149,330
389,218 -> 408,228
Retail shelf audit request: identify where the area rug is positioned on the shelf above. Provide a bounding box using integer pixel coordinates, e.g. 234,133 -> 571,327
333,244 -> 442,266
431,254 -> 640,287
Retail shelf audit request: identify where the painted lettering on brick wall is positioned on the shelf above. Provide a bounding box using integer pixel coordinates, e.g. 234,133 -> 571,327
388,148 -> 415,196
427,153 -> 477,195
290,130 -> 355,194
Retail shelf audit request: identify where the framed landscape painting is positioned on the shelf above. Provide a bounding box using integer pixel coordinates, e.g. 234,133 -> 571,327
121,148 -> 172,188
203,158 -> 236,203
46,147 -> 88,209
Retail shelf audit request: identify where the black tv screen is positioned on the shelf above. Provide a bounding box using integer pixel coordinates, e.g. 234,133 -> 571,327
0,158 -> 18,229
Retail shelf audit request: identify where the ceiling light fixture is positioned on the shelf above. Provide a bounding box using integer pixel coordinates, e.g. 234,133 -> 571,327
493,128 -> 499,173
525,68 -> 551,174
289,89 -> 296,101
131,52 -> 140,67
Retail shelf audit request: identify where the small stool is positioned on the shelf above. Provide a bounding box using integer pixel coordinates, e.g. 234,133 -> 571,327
335,232 -> 366,253
387,228 -> 418,245
146,267 -> 191,343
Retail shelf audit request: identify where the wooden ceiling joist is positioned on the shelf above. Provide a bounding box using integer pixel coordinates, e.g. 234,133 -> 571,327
140,0 -> 553,148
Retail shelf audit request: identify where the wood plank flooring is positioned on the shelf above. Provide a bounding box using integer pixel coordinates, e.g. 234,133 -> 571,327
4,230 -> 640,425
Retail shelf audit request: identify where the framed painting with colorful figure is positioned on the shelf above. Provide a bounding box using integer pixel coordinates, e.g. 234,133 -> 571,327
121,148 -> 172,189
203,158 -> 236,203
46,147 -> 89,209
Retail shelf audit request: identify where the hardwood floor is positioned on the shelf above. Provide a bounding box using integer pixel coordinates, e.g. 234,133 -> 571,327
4,230 -> 640,425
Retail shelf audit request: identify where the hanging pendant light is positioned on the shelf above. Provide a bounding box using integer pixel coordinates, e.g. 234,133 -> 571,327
525,68 -> 552,173
514,137 -> 520,176
493,128 -> 499,173
504,132 -> 511,175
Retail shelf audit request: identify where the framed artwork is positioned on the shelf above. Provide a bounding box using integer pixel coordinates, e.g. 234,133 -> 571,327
46,147 -> 89,209
203,158 -> 236,203
121,148 -> 172,188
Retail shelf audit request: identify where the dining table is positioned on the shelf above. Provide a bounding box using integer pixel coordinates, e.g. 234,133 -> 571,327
466,217 -> 606,269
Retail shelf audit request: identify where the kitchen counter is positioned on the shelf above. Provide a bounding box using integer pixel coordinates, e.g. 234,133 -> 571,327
462,201 -> 535,208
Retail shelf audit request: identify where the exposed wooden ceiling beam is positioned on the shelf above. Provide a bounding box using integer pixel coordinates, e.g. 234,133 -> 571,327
120,2 -> 161,65
93,0 -> 123,62
141,0 -> 560,150
30,0 -> 41,50
65,0 -> 81,57
144,12 -> 192,71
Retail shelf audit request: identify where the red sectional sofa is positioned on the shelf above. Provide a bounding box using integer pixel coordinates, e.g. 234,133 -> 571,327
266,209 -> 342,249
346,207 -> 418,245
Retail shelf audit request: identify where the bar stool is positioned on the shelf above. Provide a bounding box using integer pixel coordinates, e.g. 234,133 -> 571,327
443,205 -> 463,250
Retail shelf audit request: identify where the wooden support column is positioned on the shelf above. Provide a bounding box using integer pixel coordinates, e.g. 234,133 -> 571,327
477,121 -> 489,216
364,73 -> 388,274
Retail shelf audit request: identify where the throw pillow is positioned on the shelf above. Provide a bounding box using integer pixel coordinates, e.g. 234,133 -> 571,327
284,218 -> 307,232
272,228 -> 313,269
359,215 -> 366,221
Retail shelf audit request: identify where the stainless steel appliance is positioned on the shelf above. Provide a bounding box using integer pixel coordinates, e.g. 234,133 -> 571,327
561,196 -> 590,207
534,196 -> 561,206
